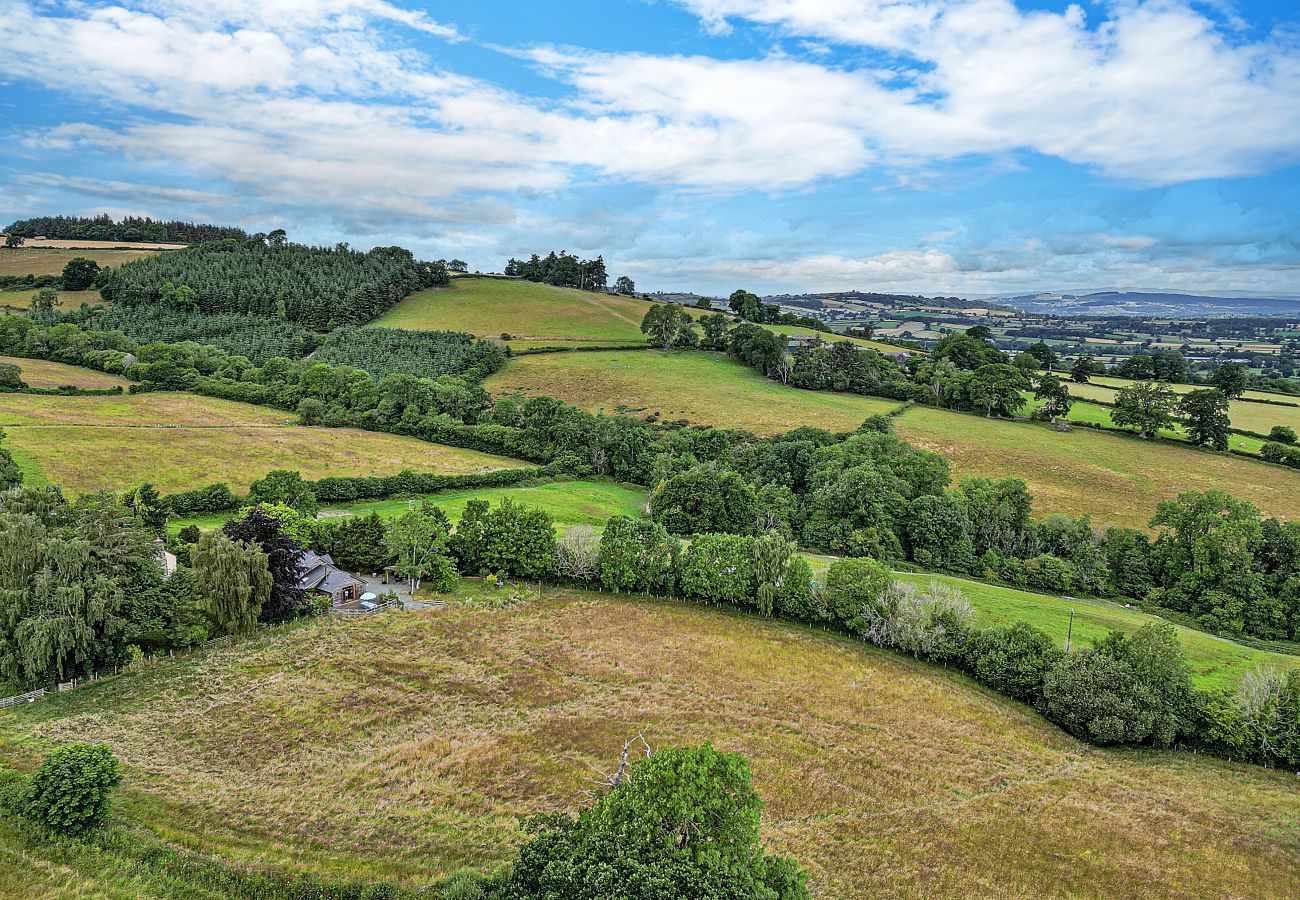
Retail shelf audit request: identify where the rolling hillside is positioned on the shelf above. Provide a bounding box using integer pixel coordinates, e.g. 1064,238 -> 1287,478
0,589 -> 1296,898
0,247 -> 164,276
372,278 -> 649,348
0,391 -> 528,495
484,349 -> 903,433
0,356 -> 133,390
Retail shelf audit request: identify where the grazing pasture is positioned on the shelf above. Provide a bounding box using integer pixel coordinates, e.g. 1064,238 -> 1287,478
0,288 -> 101,311
892,405 -> 1300,529
373,278 -> 648,347
0,356 -> 132,389
0,247 -> 161,276
0,589 -> 1297,897
485,349 -> 902,433
1064,377 -> 1300,436
0,391 -> 526,494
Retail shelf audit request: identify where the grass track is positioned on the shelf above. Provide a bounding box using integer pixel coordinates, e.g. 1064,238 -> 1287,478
485,350 -> 902,433
0,589 -> 1297,897
0,392 -> 527,495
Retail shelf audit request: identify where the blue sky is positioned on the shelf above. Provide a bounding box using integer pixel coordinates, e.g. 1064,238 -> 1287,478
1,0 -> 1299,298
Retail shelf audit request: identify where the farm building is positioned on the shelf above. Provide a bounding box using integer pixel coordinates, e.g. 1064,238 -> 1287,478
296,551 -> 366,607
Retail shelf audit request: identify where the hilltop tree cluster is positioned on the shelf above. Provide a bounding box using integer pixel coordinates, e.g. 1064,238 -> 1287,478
4,215 -> 246,244
504,251 -> 607,291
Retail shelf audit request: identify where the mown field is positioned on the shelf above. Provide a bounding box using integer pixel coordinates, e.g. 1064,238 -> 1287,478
373,278 -> 649,348
0,392 -> 527,495
170,479 -> 647,533
1,590 -> 1297,898
0,356 -> 133,390
892,405 -> 1300,529
0,247 -> 162,276
766,323 -> 914,354
484,350 -> 902,433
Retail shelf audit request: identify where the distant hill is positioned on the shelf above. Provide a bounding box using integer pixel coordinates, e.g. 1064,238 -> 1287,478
993,290 -> 1300,318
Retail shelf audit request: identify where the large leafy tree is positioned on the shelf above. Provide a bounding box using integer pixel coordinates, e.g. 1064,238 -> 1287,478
597,516 -> 677,595
650,464 -> 758,536
384,503 -> 457,594
193,532 -> 272,636
1111,381 -> 1177,439
640,304 -> 693,350
1210,363 -> 1250,399
222,507 -> 308,622
60,257 -> 101,291
1033,373 -> 1073,423
963,363 -> 1028,417
499,742 -> 808,900
1179,388 -> 1231,450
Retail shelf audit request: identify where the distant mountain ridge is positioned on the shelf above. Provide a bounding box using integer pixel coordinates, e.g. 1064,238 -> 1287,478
989,290 -> 1300,318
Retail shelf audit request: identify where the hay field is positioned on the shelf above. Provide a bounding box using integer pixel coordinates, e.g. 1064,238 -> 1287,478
0,590 -> 1296,898
484,350 -> 902,433
0,247 -> 161,276
0,392 -> 528,494
0,356 -> 133,390
892,405 -> 1300,529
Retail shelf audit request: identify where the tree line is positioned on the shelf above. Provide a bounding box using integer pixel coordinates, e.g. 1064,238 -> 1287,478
4,215 -> 247,245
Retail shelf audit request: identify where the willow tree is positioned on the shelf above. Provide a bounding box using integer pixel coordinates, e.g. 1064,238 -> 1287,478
192,532 -> 271,636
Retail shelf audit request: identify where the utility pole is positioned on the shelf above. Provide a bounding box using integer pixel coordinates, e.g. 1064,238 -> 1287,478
1065,608 -> 1075,653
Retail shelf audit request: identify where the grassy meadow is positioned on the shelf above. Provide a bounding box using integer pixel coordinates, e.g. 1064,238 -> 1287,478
1063,376 -> 1300,437
892,405 -> 1300,529
0,391 -> 527,495
0,247 -> 162,276
0,356 -> 133,390
0,288 -> 101,312
170,479 -> 647,533
485,350 -> 902,433
0,590 -> 1297,898
373,278 -> 649,348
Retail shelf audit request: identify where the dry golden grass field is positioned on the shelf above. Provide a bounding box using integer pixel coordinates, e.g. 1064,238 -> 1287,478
0,356 -> 133,390
0,247 -> 162,276
0,391 -> 528,494
0,589 -> 1296,898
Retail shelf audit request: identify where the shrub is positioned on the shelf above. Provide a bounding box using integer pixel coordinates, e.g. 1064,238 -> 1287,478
966,623 -> 1062,703
860,580 -> 975,662
1040,651 -> 1157,745
1268,425 -> 1297,444
22,743 -> 122,835
822,557 -> 892,633
678,533 -> 756,607
596,516 -> 677,595
773,555 -> 822,623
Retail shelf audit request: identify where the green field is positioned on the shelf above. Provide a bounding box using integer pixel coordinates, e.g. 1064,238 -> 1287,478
0,392 -> 528,495
0,356 -> 133,389
170,479 -> 647,532
892,571 -> 1298,691
1,588 -> 1297,898
0,247 -> 161,276
891,405 -> 1300,530
372,278 -> 649,348
764,323 -> 914,354
1064,376 -> 1300,437
485,349 -> 903,433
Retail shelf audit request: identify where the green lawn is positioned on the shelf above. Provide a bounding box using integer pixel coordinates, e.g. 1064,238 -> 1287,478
169,479 -> 647,532
485,349 -> 903,434
372,278 -> 649,348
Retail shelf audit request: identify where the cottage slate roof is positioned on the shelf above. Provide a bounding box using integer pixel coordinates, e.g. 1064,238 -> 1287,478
295,550 -> 363,594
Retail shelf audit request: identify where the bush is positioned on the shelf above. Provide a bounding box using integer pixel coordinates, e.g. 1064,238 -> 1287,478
22,743 -> 122,835
860,580 -> 974,662
1022,553 -> 1076,593
966,623 -> 1062,703
1268,425 -> 1297,444
678,533 -> 756,607
822,557 -> 892,633
1039,651 -> 1157,745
